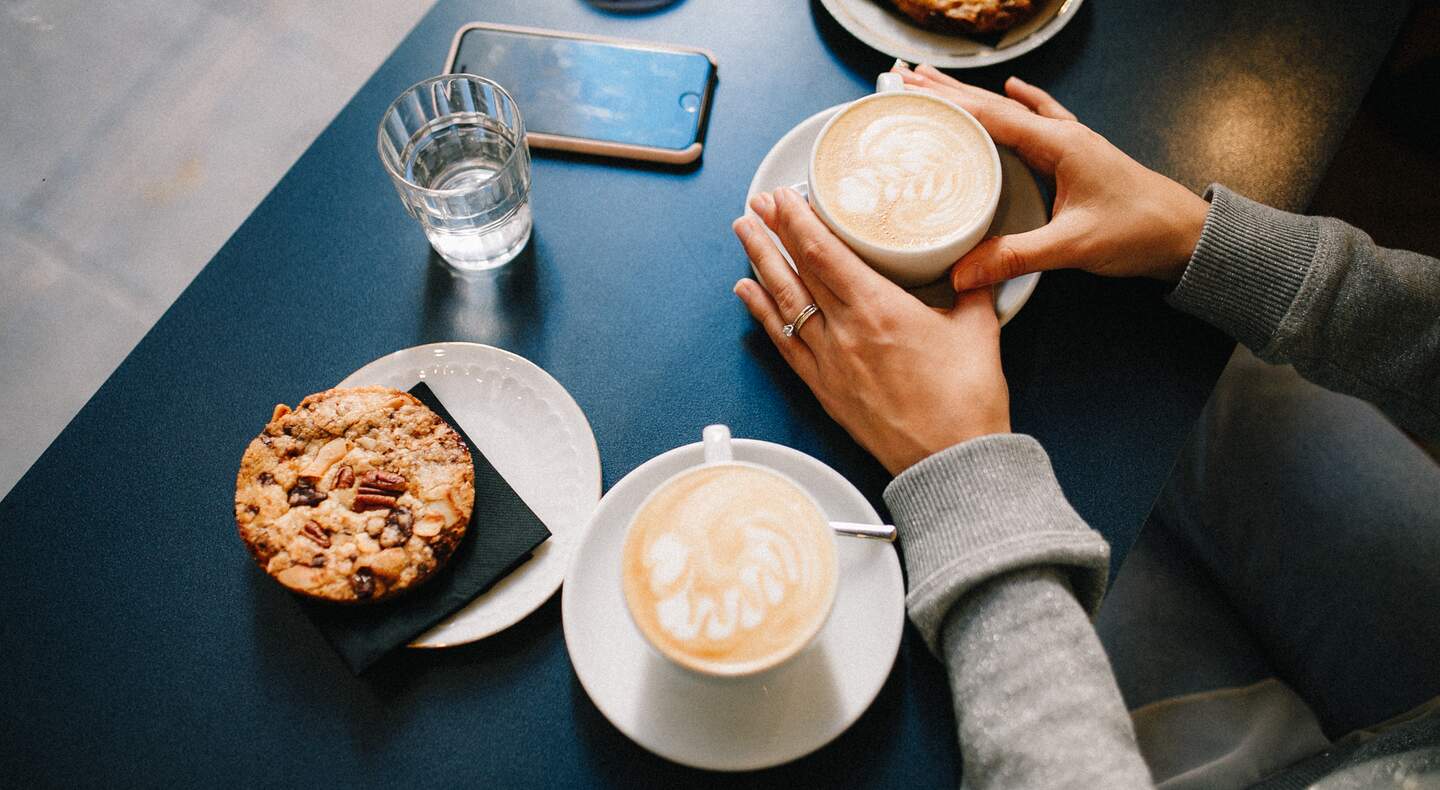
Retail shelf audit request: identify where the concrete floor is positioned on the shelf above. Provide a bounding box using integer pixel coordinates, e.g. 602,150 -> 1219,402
0,1 -> 435,498
0,4 -> 1435,499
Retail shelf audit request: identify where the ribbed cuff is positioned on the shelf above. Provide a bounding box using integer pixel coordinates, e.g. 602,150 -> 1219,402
1168,185 -> 1321,353
883,434 -> 1110,656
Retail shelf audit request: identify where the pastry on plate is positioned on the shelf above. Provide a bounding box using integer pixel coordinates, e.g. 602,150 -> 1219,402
889,0 -> 1039,34
235,386 -> 474,603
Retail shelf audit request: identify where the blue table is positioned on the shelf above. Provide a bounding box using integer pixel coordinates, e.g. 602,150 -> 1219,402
0,0 -> 1408,785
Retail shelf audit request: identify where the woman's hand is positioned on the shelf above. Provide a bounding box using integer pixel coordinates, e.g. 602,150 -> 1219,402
732,187 -> 1010,476
892,62 -> 1210,290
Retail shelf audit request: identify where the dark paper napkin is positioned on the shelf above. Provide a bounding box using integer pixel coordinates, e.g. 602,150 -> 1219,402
298,381 -> 552,674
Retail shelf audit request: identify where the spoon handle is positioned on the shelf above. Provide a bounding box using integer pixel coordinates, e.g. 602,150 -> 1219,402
831,521 -> 897,542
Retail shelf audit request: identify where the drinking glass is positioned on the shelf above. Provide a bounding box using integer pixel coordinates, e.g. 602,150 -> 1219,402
378,74 -> 532,271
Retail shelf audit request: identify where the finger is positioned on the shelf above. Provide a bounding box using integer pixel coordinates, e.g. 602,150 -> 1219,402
749,190 -> 776,225
1005,76 -> 1077,121
896,65 -> 927,87
734,278 -> 819,382
913,63 -> 974,93
732,214 -> 828,340
947,285 -> 1000,330
950,217 -> 1079,291
908,64 -> 1033,111
908,64 -> 1037,114
908,68 -> 1069,173
906,66 -> 1010,111
749,191 -> 842,311
768,186 -> 894,307
892,61 -> 984,100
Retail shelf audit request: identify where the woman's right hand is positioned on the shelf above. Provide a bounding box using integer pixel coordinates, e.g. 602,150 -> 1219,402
892,63 -> 1211,290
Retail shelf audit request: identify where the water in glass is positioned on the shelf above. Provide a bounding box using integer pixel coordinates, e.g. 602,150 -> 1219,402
380,75 -> 533,271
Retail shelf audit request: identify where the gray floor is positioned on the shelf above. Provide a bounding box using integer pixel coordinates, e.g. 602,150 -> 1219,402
0,1 -> 435,498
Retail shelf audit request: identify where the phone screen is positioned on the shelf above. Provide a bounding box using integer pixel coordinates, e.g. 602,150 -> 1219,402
452,27 -> 715,152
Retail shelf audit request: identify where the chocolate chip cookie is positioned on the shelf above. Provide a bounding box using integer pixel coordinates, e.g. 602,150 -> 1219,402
889,0 -> 1039,34
235,386 -> 475,603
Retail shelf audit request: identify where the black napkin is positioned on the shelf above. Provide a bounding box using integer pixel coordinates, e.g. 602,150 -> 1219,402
299,381 -> 552,674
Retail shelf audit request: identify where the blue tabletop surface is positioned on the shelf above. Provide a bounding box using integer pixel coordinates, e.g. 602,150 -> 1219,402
0,0 -> 1408,785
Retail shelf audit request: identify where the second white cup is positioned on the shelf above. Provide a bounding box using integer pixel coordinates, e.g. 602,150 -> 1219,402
619,426 -> 839,680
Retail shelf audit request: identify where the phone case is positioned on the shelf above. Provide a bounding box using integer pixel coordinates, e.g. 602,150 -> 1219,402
443,22 -> 717,165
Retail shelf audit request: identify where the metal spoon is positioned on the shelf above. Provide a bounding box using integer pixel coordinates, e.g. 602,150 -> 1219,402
831,521 -> 897,542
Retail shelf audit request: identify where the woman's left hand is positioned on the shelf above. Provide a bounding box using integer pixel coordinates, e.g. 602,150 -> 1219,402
732,187 -> 1011,475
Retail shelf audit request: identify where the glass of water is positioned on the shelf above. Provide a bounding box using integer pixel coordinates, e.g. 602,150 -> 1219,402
377,74 -> 532,271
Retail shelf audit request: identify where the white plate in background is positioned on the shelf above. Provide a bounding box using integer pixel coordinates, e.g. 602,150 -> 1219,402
818,0 -> 1085,69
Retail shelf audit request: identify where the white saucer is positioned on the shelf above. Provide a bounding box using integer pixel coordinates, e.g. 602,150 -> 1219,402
562,438 -> 905,771
745,103 -> 1044,326
818,0 -> 1086,69
339,342 -> 601,648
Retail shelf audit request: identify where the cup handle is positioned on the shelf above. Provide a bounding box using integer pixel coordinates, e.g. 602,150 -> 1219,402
876,72 -> 904,94
702,425 -> 733,464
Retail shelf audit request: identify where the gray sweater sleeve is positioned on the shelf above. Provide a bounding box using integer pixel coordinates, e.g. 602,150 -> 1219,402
1170,185 -> 1440,438
884,435 -> 1152,789
879,187 -> 1439,787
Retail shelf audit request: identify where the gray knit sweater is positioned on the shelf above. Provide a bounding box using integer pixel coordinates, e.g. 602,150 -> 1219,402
884,185 -> 1440,788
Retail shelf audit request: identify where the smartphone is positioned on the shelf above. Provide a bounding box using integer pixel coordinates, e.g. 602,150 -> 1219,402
444,23 -> 717,165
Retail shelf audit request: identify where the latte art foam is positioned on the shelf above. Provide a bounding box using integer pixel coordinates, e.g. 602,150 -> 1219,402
621,464 -> 837,675
814,94 -> 996,249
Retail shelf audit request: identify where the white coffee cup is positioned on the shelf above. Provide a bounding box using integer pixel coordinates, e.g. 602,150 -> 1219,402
619,425 -> 839,680
806,73 -> 1002,287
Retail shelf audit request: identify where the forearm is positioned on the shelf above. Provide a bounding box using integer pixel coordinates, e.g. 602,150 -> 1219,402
943,568 -> 1151,790
885,435 -> 1150,788
1170,185 -> 1440,438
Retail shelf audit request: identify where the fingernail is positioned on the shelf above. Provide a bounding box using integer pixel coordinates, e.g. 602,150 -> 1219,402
749,192 -> 772,215
733,279 -> 745,296
1009,75 -> 1029,86
952,267 -> 977,291
892,58 -> 910,71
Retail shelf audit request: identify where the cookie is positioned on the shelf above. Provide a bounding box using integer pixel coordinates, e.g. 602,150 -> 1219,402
235,386 -> 475,603
889,0 -> 1038,34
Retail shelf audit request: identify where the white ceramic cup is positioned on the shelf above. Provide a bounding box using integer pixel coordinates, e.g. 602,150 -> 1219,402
806,73 -> 1003,287
619,425 -> 839,680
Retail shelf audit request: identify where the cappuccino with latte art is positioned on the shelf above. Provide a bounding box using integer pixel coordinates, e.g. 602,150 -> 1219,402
621,463 -> 838,677
806,83 -> 1002,287
813,94 -> 996,249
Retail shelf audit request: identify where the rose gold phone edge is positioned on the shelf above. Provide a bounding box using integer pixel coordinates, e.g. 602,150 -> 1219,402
442,21 -> 717,165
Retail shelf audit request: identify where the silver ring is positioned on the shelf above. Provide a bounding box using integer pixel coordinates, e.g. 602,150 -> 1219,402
782,303 -> 819,337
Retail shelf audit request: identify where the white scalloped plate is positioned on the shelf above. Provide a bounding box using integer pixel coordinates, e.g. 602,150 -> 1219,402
340,342 -> 601,647
818,0 -> 1085,69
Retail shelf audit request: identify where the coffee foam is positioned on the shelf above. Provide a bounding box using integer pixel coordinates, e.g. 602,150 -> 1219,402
621,464 -> 837,674
813,94 -> 996,249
